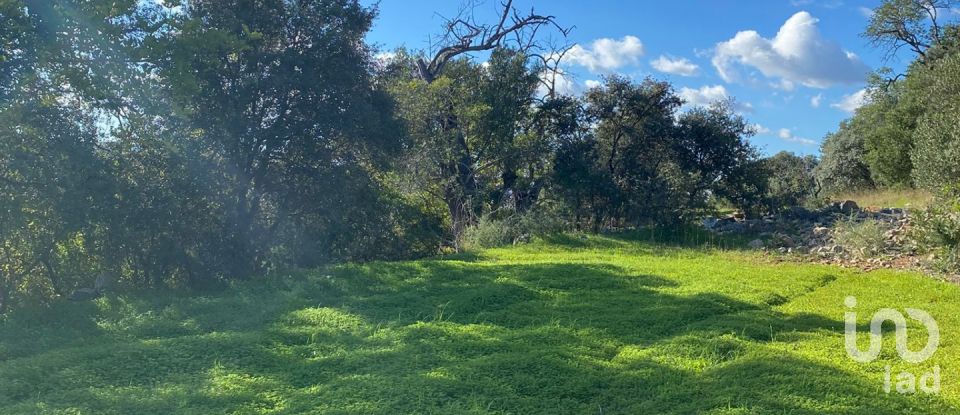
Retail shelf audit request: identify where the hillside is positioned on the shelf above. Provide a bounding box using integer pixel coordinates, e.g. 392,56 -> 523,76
1,234 -> 957,414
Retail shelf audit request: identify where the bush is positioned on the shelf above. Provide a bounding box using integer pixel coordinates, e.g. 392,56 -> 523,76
461,204 -> 568,249
910,186 -> 960,273
911,109 -> 960,191
815,121 -> 874,195
763,151 -> 818,212
832,217 -> 890,259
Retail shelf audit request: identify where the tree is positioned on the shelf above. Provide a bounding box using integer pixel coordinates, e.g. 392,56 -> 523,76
816,121 -> 876,194
763,151 -> 819,211
855,85 -> 919,187
674,101 -> 759,218
388,0 -> 566,246
413,0 -> 568,83
0,0 -> 139,307
386,48 -> 547,245
584,76 -> 683,225
864,0 -> 957,63
547,95 -> 609,231
910,53 -> 960,189
146,0 -> 404,277
548,77 -> 761,229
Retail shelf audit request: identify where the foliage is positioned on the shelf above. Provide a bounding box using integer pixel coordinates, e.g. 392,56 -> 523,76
815,120 -> 876,195
911,185 -> 960,272
674,102 -> 761,218
384,49 -> 545,245
820,0 -> 960,193
863,0 -> 957,62
1,236 -> 959,413
0,0 -> 437,310
550,78 -> 761,229
763,151 -> 819,212
832,216 -> 891,259
910,53 -> 960,190
857,85 -> 920,188
460,203 -> 569,249
0,0 -> 768,314
911,109 -> 960,190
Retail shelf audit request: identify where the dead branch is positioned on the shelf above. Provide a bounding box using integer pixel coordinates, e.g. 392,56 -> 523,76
416,0 -> 571,83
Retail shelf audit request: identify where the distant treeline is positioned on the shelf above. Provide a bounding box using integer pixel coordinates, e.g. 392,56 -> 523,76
2,0 -> 956,313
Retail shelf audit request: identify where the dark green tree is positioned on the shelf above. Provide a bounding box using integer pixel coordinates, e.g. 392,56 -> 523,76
763,151 -> 819,211
146,0 -> 405,276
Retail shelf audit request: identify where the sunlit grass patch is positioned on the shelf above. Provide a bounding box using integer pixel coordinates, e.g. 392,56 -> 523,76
1,233 -> 959,413
833,188 -> 933,209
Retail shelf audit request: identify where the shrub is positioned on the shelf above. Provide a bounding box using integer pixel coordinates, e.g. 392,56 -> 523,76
763,151 -> 818,212
910,186 -> 960,273
815,121 -> 874,195
832,217 -> 890,259
911,109 -> 960,191
461,204 -> 568,250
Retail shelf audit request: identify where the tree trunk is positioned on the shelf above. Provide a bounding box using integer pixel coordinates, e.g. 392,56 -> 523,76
40,255 -> 63,297
443,153 -> 480,249
0,284 -> 8,315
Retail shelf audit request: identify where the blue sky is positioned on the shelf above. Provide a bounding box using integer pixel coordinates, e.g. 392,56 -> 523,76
363,0 -> 918,156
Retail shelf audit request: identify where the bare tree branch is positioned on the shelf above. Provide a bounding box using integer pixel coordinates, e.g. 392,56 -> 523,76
415,0 -> 571,83
531,42 -> 575,100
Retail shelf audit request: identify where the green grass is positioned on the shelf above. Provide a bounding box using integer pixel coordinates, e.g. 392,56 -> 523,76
2,233 -> 959,414
833,188 -> 933,209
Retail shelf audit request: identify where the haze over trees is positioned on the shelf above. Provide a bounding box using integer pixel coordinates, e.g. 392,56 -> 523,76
3,0 -> 960,314
0,0 -> 775,313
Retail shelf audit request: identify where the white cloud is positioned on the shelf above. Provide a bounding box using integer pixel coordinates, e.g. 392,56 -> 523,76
777,128 -> 818,145
771,79 -> 797,91
810,93 -> 823,108
858,6 -> 874,18
566,36 -> 645,72
537,69 -> 578,97
712,12 -> 870,88
678,84 -> 752,112
374,51 -> 397,62
650,55 -> 699,76
679,85 -> 729,106
831,88 -> 868,113
752,123 -> 772,134
536,73 -> 610,97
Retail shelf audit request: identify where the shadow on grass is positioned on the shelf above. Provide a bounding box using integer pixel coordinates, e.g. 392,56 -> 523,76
0,260 -> 954,414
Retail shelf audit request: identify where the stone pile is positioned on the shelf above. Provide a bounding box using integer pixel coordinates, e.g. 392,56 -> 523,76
702,201 -> 918,272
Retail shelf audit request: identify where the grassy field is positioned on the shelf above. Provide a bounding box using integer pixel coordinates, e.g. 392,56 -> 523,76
2,233 -> 959,414
832,188 -> 933,209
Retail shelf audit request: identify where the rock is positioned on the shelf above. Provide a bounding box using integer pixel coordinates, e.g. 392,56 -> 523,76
813,226 -> 830,236
836,200 -> 859,215
772,233 -> 796,248
720,222 -> 746,233
748,239 -> 764,249
880,207 -> 904,216
784,206 -> 816,220
702,217 -> 719,230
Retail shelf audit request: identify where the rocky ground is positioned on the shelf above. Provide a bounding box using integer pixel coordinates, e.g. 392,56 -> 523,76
702,200 -> 945,278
